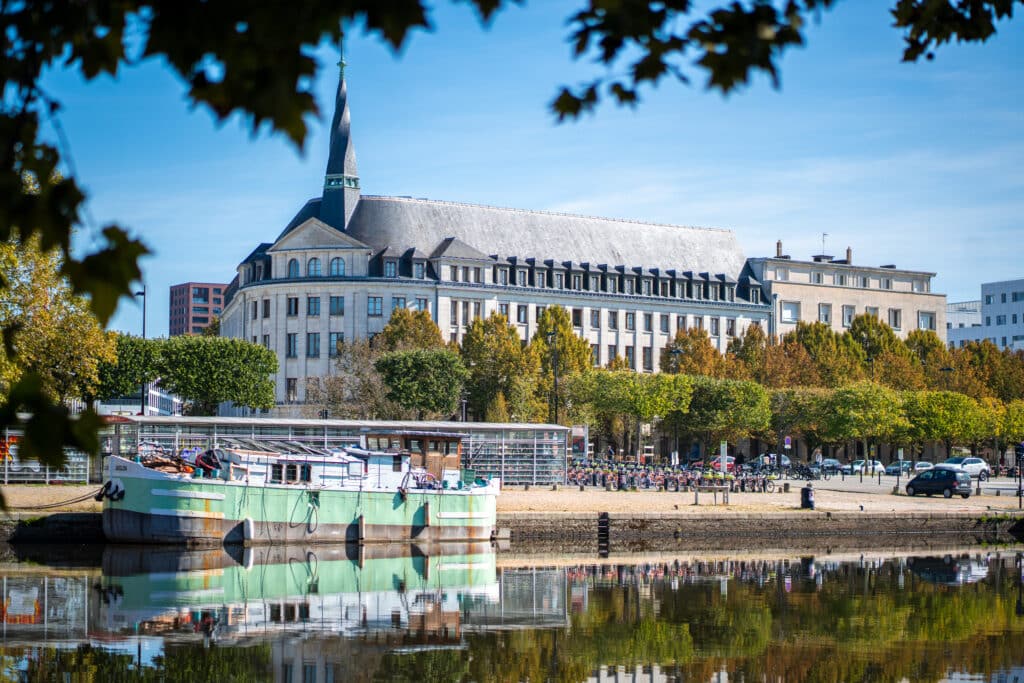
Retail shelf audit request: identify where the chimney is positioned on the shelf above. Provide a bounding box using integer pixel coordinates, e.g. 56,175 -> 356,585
776,240 -> 783,258
846,246 -> 852,264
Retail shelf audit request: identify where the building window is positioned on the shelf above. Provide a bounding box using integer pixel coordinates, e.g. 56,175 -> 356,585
307,296 -> 320,316
986,316 -> 992,326
781,301 -> 800,323
996,314 -> 1007,325
251,301 -> 258,320
750,288 -> 760,304
287,297 -> 298,316
286,378 -> 297,402
881,278 -> 893,290
608,310 -> 618,330
517,305 -> 528,324
262,334 -> 270,348
608,278 -> 617,294
590,275 -> 600,291
866,306 -> 879,318
625,312 -> 636,331
306,333 -> 320,357
462,266 -> 470,283
262,299 -> 270,318
329,332 -> 343,357
450,301 -> 459,326
384,261 -> 397,278
473,302 -> 481,319
329,296 -> 344,316
307,258 -> 321,277
642,280 -> 651,296
590,310 -> 600,328
517,270 -> 526,286
572,308 -> 583,327
818,303 -> 832,324
710,317 -> 720,336
918,311 -> 936,331
984,294 -> 994,304
368,296 -> 383,317
607,345 -> 617,364
660,314 -> 670,333
449,266 -> 458,282
811,272 -> 823,284
474,267 -> 482,283
499,269 -> 508,285
416,298 -> 429,312
625,346 -> 635,368
835,273 -> 846,286
625,279 -> 635,295
413,262 -> 425,279
1002,292 -> 1007,303
330,257 -> 345,276
842,305 -> 855,327
499,303 -> 509,318
573,275 -> 582,290
726,318 -> 736,337
287,259 -> 299,278
392,296 -> 406,311
286,333 -> 297,358
591,344 -> 600,366
555,273 -> 564,289
536,271 -> 546,288
913,280 -> 928,293
642,346 -> 653,371
643,313 -> 652,332
677,315 -> 687,331
535,305 -> 545,319
888,308 -> 902,330
694,316 -> 704,330
775,267 -> 789,281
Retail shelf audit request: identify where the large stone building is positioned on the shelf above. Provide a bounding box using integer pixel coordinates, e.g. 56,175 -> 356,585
947,278 -> 1024,350
745,242 -> 946,341
221,66 -> 770,407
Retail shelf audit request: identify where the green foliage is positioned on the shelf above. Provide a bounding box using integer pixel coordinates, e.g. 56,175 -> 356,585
374,308 -> 445,352
681,376 -> 771,449
847,312 -> 906,362
156,336 -> 277,415
770,387 -> 829,450
374,348 -> 468,419
902,390 -> 985,451
789,321 -> 865,386
823,381 -> 908,445
661,327 -> 724,377
530,305 -> 593,422
461,313 -> 541,422
94,333 -> 159,401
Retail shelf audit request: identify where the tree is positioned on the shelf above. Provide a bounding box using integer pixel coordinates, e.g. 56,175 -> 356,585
374,308 -> 445,352
873,348 -> 926,391
0,234 -> 116,403
789,322 -> 865,387
680,376 -> 770,457
846,313 -> 906,365
94,334 -> 159,402
328,339 -> 408,419
374,348 -> 469,419
660,328 -> 724,377
760,336 -> 822,388
823,382 -> 908,460
902,390 -> 984,458
156,336 -> 277,415
728,323 -> 767,379
530,306 -> 593,423
591,371 -> 692,458
461,313 -> 541,422
770,387 -> 830,457
201,317 -> 221,337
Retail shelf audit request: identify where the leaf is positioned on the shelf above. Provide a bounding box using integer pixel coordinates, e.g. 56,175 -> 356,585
62,226 -> 149,326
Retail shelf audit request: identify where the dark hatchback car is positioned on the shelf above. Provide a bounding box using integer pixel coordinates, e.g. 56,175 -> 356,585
905,467 -> 971,499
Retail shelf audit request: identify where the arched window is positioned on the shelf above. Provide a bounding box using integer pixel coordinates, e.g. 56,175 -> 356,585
287,258 -> 299,278
307,257 -> 321,277
330,257 -> 345,276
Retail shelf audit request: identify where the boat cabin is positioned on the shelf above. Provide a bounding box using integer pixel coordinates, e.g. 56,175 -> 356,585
355,431 -> 466,489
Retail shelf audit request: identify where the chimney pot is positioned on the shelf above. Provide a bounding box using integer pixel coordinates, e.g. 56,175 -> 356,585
846,246 -> 852,264
776,240 -> 783,258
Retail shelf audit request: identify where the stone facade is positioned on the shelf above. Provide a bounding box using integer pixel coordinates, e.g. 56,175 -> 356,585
746,244 -> 946,341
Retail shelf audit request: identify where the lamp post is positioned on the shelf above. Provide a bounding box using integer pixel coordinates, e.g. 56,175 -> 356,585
670,348 -> 682,464
547,331 -> 559,424
134,286 -> 147,415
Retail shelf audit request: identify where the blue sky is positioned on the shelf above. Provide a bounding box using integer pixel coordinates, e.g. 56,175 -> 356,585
42,1 -> 1024,338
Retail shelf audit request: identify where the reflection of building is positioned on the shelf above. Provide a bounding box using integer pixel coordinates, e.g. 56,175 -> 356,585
947,278 -> 1024,350
169,281 -> 227,336
220,64 -> 769,408
745,242 -> 946,341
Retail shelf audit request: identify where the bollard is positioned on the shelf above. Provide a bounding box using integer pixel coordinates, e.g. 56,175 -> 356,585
551,484 -> 559,491
579,485 -> 585,492
783,482 -> 791,493
878,472 -> 882,485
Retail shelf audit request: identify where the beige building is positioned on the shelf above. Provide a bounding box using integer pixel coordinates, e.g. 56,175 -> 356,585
745,242 -> 946,342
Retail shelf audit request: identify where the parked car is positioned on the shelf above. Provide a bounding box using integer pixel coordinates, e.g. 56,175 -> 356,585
820,458 -> 842,473
905,468 -> 972,498
690,456 -> 735,473
942,456 -> 991,480
761,453 -> 791,468
913,461 -> 934,472
840,459 -> 886,475
907,555 -> 989,585
885,460 -> 914,476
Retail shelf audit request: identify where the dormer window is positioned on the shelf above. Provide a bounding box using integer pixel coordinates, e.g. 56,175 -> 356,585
414,262 -> 425,279
287,258 -> 299,278
608,278 -> 617,294
726,286 -> 735,302
625,279 -> 635,295
590,275 -> 599,291
751,288 -> 760,304
384,261 -> 397,278
536,272 -> 546,288
642,280 -> 651,296
255,263 -> 264,280
517,270 -> 526,286
555,273 -> 564,289
499,269 -> 509,285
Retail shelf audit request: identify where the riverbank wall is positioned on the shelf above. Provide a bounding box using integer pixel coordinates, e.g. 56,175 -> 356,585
2,510 -> 1022,549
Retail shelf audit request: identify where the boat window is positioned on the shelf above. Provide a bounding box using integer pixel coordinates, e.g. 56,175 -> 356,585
300,464 -> 312,482
367,437 -> 380,450
347,461 -> 363,478
429,440 -> 440,452
285,463 -> 298,481
389,438 -> 402,450
408,439 -> 422,453
392,455 -> 403,472
270,464 -> 283,483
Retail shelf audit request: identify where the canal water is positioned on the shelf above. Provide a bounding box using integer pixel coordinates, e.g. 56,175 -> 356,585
0,543 -> 1022,682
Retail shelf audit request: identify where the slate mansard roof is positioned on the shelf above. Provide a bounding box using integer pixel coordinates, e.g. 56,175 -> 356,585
278,195 -> 747,277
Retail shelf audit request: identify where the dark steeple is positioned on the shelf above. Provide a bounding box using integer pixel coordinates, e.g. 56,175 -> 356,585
320,41 -> 360,230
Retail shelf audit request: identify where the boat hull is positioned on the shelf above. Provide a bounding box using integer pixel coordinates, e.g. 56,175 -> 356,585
101,458 -> 498,546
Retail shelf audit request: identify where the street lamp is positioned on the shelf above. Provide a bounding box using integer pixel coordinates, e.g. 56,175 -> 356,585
134,286 -> 147,415
670,348 -> 682,464
546,331 -> 559,424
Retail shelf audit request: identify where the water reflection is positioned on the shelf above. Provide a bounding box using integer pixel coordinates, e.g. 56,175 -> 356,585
0,545 -> 1022,682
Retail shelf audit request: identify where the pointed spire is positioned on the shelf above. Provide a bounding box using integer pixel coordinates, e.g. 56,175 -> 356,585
320,34 -> 360,230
